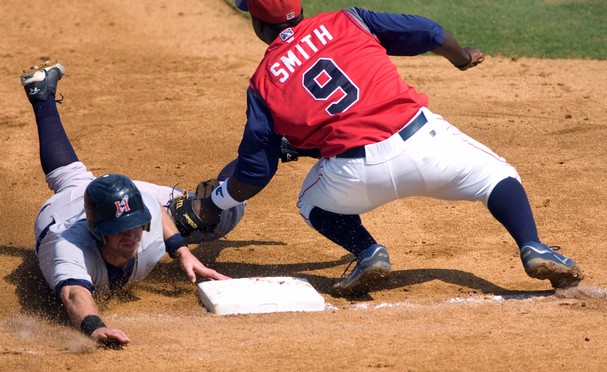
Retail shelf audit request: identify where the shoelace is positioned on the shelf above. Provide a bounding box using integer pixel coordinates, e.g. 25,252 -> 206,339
167,184 -> 188,207
339,258 -> 358,278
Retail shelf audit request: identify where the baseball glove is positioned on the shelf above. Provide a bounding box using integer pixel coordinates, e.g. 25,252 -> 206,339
280,137 -> 322,163
168,179 -> 220,236
280,137 -> 300,163
195,178 -> 219,199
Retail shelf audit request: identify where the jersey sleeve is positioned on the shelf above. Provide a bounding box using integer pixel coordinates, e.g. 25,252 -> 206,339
347,7 -> 445,56
233,87 -> 283,187
55,278 -> 95,297
37,221 -> 98,296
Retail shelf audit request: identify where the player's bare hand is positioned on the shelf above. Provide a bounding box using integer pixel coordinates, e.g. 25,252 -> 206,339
91,327 -> 130,349
458,47 -> 485,71
175,246 -> 231,282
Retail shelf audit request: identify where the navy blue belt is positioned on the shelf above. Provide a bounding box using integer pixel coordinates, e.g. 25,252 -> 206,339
336,112 -> 427,159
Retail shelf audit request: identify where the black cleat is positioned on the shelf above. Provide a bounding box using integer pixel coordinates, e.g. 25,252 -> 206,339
21,61 -> 65,103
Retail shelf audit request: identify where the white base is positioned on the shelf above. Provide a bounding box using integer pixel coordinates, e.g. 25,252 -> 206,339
197,277 -> 325,315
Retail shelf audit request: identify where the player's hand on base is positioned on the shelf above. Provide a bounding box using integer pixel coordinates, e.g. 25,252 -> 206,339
91,327 -> 131,349
175,246 -> 231,282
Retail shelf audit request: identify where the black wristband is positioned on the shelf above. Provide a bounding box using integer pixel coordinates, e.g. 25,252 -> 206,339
80,315 -> 106,336
165,233 -> 186,258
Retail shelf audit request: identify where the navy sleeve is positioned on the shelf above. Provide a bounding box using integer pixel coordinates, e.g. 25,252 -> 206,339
55,278 -> 95,297
233,87 -> 282,187
348,7 -> 445,56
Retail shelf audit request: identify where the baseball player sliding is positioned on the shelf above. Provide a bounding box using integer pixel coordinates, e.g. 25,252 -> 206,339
22,61 -> 244,348
197,0 -> 583,296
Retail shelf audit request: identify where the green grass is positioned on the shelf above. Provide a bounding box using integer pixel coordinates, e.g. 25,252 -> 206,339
300,0 -> 607,59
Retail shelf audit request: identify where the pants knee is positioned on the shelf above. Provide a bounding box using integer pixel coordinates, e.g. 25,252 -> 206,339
297,200 -> 315,228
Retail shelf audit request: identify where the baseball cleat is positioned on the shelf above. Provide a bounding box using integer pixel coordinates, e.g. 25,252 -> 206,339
520,241 -> 584,289
21,60 -> 65,103
333,244 -> 391,296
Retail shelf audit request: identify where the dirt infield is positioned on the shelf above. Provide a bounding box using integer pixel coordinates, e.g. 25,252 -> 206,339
1,0 -> 606,370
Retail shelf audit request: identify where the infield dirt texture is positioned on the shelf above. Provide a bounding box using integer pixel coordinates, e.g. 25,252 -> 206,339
1,0 -> 606,370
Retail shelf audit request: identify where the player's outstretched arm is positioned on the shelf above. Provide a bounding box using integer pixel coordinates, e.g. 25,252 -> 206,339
59,285 -> 130,348
430,30 -> 485,71
160,205 -> 230,282
173,247 -> 231,282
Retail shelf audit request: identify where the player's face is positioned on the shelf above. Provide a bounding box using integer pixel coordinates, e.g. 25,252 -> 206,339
103,227 -> 144,260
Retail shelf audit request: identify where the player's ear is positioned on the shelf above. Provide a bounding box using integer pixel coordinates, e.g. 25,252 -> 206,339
252,17 -> 269,44
251,17 -> 280,45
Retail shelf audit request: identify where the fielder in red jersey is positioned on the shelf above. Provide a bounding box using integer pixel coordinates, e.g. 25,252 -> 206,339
200,0 -> 583,296
251,10 -> 429,157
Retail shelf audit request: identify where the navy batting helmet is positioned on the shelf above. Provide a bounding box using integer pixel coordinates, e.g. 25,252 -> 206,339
84,174 -> 151,240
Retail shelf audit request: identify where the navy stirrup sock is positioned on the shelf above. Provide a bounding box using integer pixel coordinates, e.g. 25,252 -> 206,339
308,207 -> 376,256
33,96 -> 78,174
487,177 -> 539,248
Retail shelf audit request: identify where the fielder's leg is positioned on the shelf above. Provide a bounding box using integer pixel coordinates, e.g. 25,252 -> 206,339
308,207 -> 391,296
487,177 -> 583,288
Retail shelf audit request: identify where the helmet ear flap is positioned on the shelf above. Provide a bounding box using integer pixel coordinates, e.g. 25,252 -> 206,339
88,226 -> 105,244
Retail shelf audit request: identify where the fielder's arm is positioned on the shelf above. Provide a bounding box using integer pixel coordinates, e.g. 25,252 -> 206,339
431,30 -> 485,71
198,175 -> 263,229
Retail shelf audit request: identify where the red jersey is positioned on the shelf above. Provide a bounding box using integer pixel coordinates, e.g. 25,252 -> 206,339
250,9 -> 429,157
